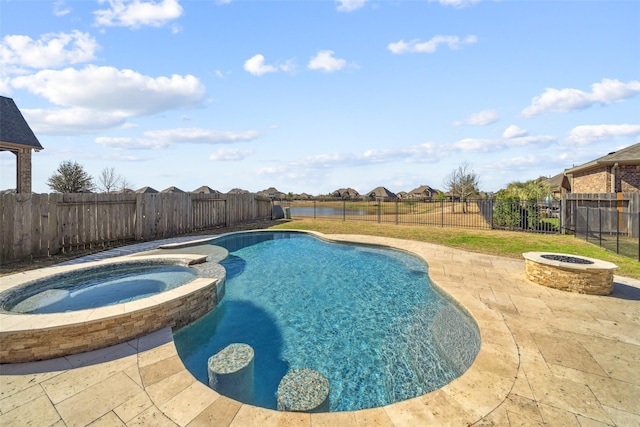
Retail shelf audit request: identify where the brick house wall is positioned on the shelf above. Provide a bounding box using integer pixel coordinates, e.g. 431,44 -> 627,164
571,167 -> 611,193
16,148 -> 32,193
572,165 -> 640,194
619,165 -> 640,192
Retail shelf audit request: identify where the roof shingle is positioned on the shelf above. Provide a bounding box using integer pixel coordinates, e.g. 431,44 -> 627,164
0,96 -> 43,150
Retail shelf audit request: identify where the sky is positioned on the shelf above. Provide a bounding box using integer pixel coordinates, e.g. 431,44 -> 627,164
1,0 -> 639,196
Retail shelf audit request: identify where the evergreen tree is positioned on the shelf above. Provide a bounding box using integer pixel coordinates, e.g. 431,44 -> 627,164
47,161 -> 95,193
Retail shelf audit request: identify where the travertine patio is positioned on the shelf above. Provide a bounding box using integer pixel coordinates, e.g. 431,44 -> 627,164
1,234 -> 639,426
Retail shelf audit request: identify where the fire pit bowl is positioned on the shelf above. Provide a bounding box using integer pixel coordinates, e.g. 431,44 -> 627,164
522,252 -> 618,295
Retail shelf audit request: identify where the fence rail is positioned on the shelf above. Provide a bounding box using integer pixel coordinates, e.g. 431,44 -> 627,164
280,195 -> 639,260
568,207 -> 640,260
1,192 -> 273,265
283,198 -> 561,233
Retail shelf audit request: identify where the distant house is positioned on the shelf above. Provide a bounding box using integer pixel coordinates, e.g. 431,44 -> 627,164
408,185 -> 440,200
0,96 -> 44,193
366,186 -> 397,200
539,173 -> 571,199
227,188 -> 250,194
564,143 -> 640,193
136,186 -> 158,194
192,185 -> 223,197
396,191 -> 408,200
257,187 -> 286,200
332,188 -> 360,199
298,193 -> 313,200
161,186 -> 184,194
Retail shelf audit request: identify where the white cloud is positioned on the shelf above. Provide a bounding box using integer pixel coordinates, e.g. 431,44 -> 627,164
95,136 -> 168,149
362,143 -> 442,164
244,54 -> 278,76
95,128 -> 259,150
452,134 -> 555,152
296,153 -> 357,168
452,138 -> 495,151
428,0 -> 480,8
506,135 -> 556,147
284,142 -> 442,171
53,0 -> 72,16
11,65 -> 205,116
489,155 -> 549,170
565,124 -> 640,145
23,107 -> 128,135
388,35 -> 477,54
0,31 -> 99,69
144,128 -> 260,144
0,77 -> 12,95
279,59 -> 297,74
453,109 -> 499,126
521,78 -> 640,117
336,0 -> 368,12
94,0 -> 183,29
307,50 -> 347,72
209,148 -> 254,161
10,65 -> 204,134
502,125 -> 528,139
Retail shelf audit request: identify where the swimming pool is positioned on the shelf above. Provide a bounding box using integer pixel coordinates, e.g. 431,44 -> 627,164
174,231 -> 480,412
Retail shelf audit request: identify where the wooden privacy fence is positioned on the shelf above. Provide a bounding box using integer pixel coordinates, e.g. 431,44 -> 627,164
1,192 -> 273,264
562,193 -> 639,237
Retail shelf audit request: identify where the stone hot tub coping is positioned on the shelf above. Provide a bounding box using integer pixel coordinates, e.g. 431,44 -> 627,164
522,251 -> 618,295
0,254 -> 225,363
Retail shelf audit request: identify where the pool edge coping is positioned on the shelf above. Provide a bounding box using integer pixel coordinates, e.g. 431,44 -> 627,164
153,230 -> 521,424
0,254 -> 224,363
0,230 -> 521,425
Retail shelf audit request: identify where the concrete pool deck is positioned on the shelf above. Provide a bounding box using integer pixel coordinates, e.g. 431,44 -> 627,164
1,233 -> 639,426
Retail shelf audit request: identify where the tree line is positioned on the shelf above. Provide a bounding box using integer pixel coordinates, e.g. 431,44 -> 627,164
46,161 -> 134,194
46,160 -> 552,206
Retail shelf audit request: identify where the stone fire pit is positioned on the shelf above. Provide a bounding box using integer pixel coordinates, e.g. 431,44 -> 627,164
522,252 -> 618,295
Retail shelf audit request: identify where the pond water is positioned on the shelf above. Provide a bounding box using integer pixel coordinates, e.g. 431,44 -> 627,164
290,206 -> 367,216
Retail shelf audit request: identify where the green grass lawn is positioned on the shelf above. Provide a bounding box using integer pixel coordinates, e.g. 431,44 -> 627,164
269,218 -> 640,279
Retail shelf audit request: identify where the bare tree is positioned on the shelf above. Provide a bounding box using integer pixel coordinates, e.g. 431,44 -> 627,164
444,162 -> 480,213
118,177 -> 135,192
97,167 -> 121,193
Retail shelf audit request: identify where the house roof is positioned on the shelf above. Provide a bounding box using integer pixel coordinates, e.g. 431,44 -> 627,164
332,188 -> 360,198
540,173 -> 571,191
161,186 -> 184,193
0,96 -> 43,150
257,187 -> 283,195
227,188 -> 250,194
564,143 -> 640,174
136,186 -> 158,194
367,186 -> 397,198
408,185 -> 439,195
192,185 -> 221,194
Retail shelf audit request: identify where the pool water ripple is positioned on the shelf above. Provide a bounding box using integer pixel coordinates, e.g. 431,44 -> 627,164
174,231 -> 479,412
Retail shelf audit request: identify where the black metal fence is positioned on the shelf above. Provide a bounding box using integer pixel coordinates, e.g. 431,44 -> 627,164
278,197 -> 640,260
282,198 -> 561,233
562,192 -> 640,260
569,207 -> 640,261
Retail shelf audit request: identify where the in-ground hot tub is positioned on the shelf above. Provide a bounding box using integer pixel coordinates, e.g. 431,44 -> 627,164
522,252 -> 618,295
0,254 -> 225,363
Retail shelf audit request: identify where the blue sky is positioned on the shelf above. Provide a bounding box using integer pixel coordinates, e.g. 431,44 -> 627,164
1,0 -> 639,195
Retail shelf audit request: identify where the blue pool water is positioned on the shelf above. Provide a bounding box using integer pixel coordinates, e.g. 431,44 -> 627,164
173,231 -> 480,412
2,263 -> 197,314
